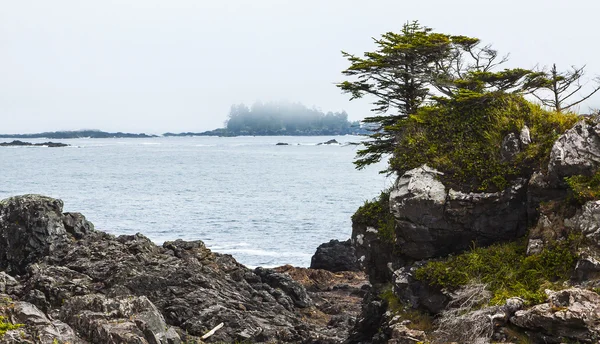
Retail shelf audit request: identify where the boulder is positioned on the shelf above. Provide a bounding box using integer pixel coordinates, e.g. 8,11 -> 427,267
310,239 -> 360,272
0,195 -> 76,274
389,165 -> 528,260
548,119 -> 600,182
510,288 -> 600,343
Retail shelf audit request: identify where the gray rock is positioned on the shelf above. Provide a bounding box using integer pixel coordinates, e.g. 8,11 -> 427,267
310,239 -> 360,272
520,125 -> 532,146
510,288 -> 600,343
526,238 -> 545,255
389,165 -> 528,260
392,266 -> 448,314
566,200 -> 600,245
0,195 -> 74,274
254,267 -> 312,308
501,132 -> 521,161
0,195 -> 337,343
10,301 -> 85,344
59,294 -> 180,344
548,119 -> 600,182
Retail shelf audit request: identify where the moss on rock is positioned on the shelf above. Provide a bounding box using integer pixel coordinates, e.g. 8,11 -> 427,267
414,235 -> 580,305
390,92 -> 577,192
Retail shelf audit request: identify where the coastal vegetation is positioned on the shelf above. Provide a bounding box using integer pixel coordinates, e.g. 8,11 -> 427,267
414,237 -> 579,305
345,21 -> 600,342
339,21 -> 592,183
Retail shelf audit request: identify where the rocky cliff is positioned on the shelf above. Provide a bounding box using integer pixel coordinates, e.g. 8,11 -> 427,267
349,116 -> 600,343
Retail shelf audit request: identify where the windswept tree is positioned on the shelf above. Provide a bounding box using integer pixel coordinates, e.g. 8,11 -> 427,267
339,21 -> 541,170
338,21 -> 454,169
531,64 -> 600,112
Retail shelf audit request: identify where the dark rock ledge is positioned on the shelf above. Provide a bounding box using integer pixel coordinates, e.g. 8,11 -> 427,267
0,194 -> 366,343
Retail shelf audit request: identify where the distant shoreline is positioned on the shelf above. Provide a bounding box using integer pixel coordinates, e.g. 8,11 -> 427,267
0,129 -> 368,139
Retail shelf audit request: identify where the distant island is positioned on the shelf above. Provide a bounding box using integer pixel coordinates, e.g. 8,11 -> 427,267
166,101 -> 369,137
3,103 -> 371,138
0,140 -> 69,147
0,130 -> 157,139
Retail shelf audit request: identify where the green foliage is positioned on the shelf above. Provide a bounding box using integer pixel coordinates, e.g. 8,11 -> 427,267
565,172 -> 600,204
352,191 -> 395,242
0,316 -> 23,337
414,237 -> 579,305
390,92 -> 577,191
339,21 -> 546,171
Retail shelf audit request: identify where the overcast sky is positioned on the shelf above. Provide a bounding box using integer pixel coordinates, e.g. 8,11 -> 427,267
1,0 -> 599,134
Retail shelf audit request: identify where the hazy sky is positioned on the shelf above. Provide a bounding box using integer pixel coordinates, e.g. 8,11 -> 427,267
1,0 -> 599,134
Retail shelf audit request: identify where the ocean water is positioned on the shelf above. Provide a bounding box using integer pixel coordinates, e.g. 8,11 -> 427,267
0,136 -> 391,267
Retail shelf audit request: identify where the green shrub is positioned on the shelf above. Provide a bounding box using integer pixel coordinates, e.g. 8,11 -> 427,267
352,191 -> 396,242
414,237 -> 579,305
565,172 -> 600,204
390,92 -> 577,192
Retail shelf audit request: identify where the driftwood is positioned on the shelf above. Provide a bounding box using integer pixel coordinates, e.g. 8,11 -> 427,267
201,322 -> 224,339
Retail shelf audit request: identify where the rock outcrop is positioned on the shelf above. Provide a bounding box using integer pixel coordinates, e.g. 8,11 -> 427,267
548,118 -> 600,183
344,115 -> 600,343
390,165 -> 528,260
310,239 -> 360,272
0,195 -> 354,343
511,288 -> 600,343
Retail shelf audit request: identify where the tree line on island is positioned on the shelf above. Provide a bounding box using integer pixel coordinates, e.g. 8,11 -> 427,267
166,101 -> 366,137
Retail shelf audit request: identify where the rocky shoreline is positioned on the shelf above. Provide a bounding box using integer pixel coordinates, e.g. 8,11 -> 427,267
0,195 -> 367,343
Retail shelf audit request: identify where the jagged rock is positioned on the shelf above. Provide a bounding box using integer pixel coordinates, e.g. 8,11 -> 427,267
344,291 -> 388,344
254,267 -> 312,308
351,221 -> 400,284
566,200 -> 600,244
59,294 -> 180,344
310,239 -> 360,272
392,266 -> 448,314
526,171 -> 569,226
0,272 -> 22,296
387,322 -> 427,344
510,288 -> 600,343
501,132 -> 521,161
0,195 -> 345,343
548,119 -> 600,182
3,300 -> 86,344
389,165 -> 528,260
574,251 -> 600,282
0,195 -> 74,275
